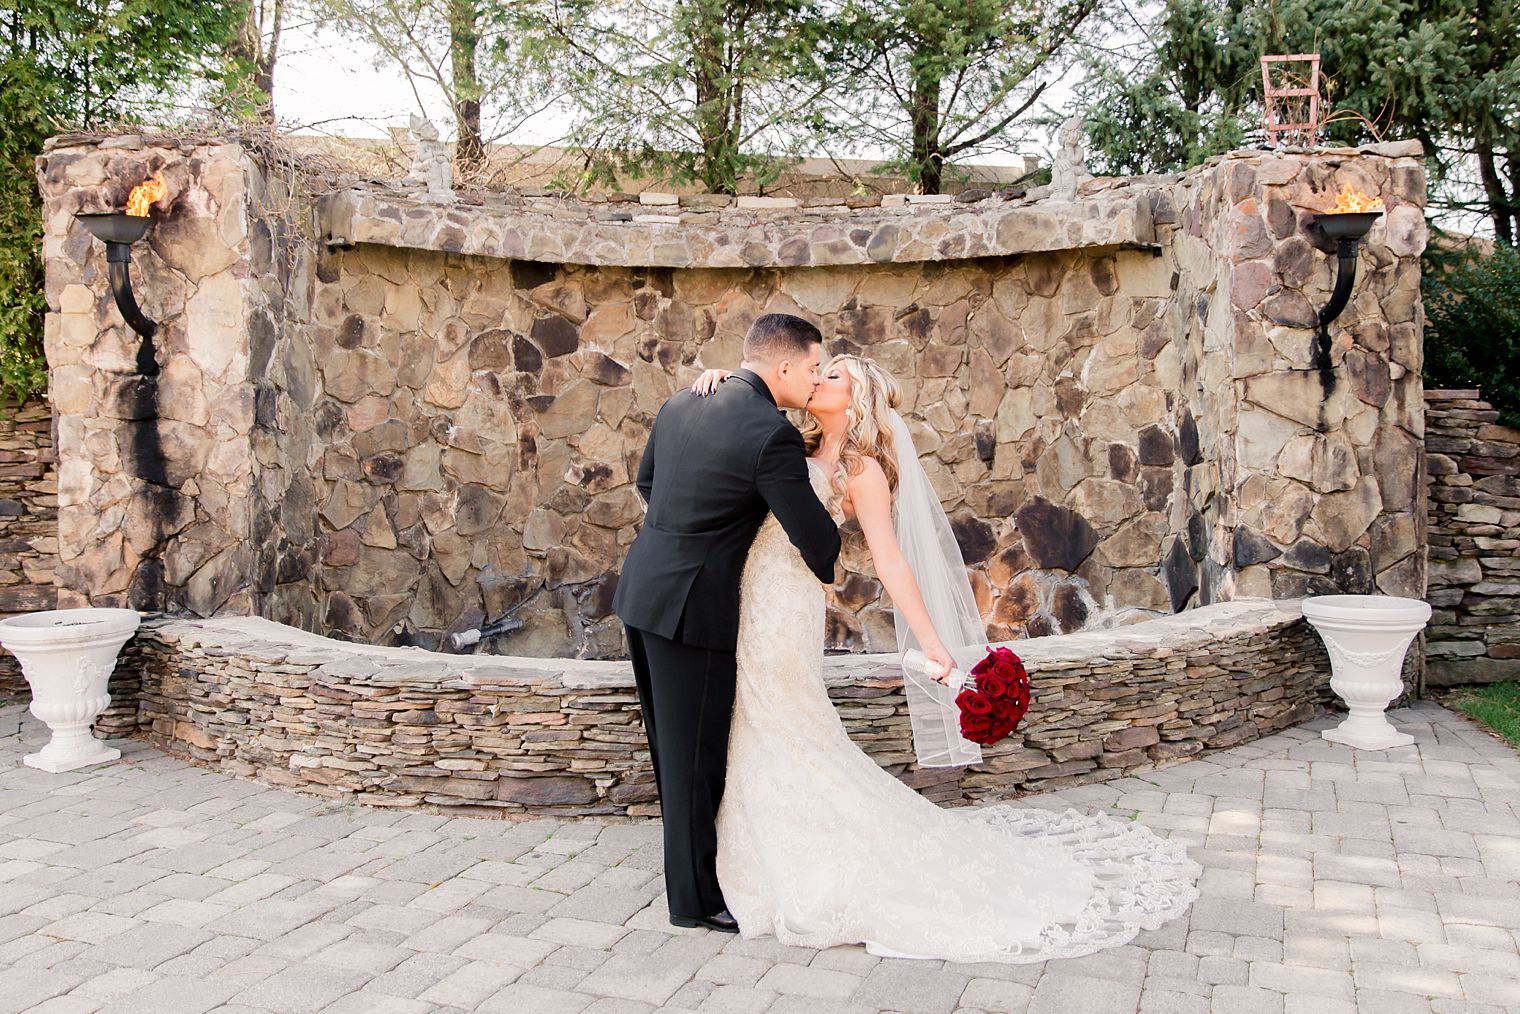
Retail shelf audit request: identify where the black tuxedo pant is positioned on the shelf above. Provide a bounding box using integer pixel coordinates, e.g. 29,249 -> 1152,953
624,624 -> 736,919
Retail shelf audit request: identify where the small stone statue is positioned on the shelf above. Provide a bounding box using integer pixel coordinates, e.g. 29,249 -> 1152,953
1047,115 -> 1092,202
405,115 -> 453,196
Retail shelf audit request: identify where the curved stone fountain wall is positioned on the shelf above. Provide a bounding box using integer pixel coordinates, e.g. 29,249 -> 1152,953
36,134 -> 1428,662
95,600 -> 1328,816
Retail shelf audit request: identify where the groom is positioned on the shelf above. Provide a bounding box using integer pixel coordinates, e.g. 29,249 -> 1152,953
614,313 -> 841,932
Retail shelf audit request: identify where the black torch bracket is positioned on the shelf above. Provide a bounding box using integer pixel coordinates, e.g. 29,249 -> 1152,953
1308,210 -> 1382,390
76,212 -> 157,340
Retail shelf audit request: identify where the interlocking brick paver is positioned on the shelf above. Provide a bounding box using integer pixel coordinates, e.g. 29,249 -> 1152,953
136,897 -> 234,927
754,961 -> 861,998
853,962 -> 970,1014
694,953 -> 770,985
694,982 -> 775,1014
1189,897 -> 1285,939
29,996 -> 102,1014
1248,960 -> 1354,996
771,998 -> 880,1014
664,979 -> 715,1007
80,922 -> 212,970
320,992 -> 435,1014
70,967 -> 159,1003
95,977 -> 238,1014
1138,987 -> 1210,1013
531,916 -> 630,950
477,982 -> 593,1013
960,976 -> 1035,1010
1353,987 -> 1445,1014
1458,972 -> 1520,1005
808,944 -> 880,975
1207,984 -> 1283,1014
226,963 -> 370,1012
365,951 -> 471,998
1278,994 -> 1354,1014
416,959 -> 523,1006
574,950 -> 700,1004
2,702 -> 1518,1014
580,998 -> 655,1014
1029,973 -> 1141,1014
1197,955 -> 1248,986
311,936 -> 412,973
38,912 -> 140,944
518,962 -> 589,989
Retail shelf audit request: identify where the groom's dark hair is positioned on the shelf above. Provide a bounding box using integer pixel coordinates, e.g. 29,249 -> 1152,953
743,313 -> 823,364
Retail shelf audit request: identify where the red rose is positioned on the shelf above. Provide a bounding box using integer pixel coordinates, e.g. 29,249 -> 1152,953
979,672 -> 1010,699
961,712 -> 992,732
958,689 -> 993,717
968,725 -> 1001,745
990,648 -> 1026,679
991,697 -> 1015,721
960,713 -> 994,742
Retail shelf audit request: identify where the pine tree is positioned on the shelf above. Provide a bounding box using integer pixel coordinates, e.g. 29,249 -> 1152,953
1078,0 -> 1520,240
0,0 -> 241,405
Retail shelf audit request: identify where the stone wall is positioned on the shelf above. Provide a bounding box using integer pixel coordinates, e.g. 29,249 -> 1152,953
1164,149 -> 1428,612
39,137 -> 263,617
1425,389 -> 1520,685
95,600 -> 1330,816
37,135 -> 1428,661
0,401 -> 58,694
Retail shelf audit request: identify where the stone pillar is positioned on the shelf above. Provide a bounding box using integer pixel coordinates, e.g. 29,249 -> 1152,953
1162,143 -> 1428,610
38,137 -> 259,615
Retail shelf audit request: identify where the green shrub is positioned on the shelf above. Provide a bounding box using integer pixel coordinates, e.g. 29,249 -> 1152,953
1423,242 -> 1520,428
0,59 -> 53,407
0,2 -> 245,410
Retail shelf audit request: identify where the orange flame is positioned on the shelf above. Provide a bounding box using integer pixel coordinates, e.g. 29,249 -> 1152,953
1327,184 -> 1384,214
125,174 -> 166,217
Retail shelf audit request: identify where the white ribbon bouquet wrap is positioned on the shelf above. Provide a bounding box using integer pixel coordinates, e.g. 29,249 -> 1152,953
887,411 -> 985,768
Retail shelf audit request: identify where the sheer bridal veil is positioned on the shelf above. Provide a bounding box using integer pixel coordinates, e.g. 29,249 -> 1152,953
887,411 -> 985,768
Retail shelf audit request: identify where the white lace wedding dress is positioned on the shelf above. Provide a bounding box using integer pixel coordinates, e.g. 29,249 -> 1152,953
714,459 -> 1201,962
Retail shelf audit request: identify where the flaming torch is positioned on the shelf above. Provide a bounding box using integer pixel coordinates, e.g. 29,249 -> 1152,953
1311,184 -> 1384,327
1304,183 -> 1384,395
75,174 -> 166,339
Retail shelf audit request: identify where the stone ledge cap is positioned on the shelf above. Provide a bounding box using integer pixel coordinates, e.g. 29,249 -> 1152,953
137,598 -> 1305,692
318,186 -> 1158,268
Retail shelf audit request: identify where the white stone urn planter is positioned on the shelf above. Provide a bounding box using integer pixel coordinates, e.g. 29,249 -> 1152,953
1301,595 -> 1430,750
0,608 -> 139,772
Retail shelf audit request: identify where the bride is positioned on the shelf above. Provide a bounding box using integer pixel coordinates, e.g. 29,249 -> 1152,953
690,354 -> 1200,963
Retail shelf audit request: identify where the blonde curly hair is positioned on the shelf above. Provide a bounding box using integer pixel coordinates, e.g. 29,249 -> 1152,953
800,354 -> 904,499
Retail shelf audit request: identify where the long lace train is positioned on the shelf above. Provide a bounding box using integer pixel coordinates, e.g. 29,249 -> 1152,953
714,460 -> 1200,963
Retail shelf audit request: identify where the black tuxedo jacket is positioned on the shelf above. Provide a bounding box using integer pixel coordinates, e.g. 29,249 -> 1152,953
613,369 -> 841,653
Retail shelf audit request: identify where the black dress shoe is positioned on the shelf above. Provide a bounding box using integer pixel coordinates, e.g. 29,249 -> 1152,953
670,908 -> 739,932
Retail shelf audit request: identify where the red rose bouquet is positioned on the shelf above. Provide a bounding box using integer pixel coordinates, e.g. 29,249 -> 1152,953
953,646 -> 1031,746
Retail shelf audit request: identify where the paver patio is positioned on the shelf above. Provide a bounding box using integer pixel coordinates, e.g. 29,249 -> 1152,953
1,699 -> 1518,1014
